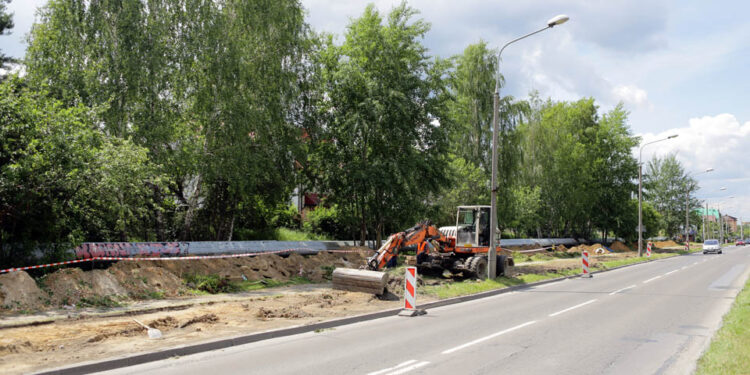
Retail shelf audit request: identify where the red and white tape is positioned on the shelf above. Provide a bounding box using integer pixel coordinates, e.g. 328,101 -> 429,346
0,248 -> 369,274
581,250 -> 591,278
646,242 -> 652,257
404,266 -> 417,310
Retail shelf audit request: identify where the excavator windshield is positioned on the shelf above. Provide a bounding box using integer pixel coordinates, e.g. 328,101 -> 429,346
455,206 -> 491,247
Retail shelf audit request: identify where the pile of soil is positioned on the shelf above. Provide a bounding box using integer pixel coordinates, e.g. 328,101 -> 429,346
654,240 -> 680,248
610,241 -> 631,252
0,271 -> 47,310
0,249 -> 372,313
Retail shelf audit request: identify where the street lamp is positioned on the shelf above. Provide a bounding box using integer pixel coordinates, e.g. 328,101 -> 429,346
638,134 -> 679,257
488,14 -> 569,279
685,168 -> 713,244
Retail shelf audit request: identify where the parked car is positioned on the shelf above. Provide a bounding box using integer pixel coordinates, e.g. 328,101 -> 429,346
703,239 -> 722,254
737,239 -> 745,246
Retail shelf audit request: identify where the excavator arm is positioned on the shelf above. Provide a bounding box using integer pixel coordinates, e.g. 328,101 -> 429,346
366,221 -> 449,270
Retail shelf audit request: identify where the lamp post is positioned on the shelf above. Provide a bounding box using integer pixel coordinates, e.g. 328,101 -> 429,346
685,168 -> 713,244
638,134 -> 679,257
488,14 -> 569,279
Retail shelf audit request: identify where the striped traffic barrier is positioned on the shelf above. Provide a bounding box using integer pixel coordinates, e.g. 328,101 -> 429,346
399,266 -> 426,317
581,251 -> 592,278
685,242 -> 690,252
646,242 -> 652,257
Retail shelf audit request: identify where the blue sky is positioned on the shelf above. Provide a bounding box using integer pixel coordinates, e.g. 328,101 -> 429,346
3,0 -> 749,224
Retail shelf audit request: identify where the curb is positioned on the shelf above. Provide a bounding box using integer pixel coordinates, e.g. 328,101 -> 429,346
36,252 -> 690,375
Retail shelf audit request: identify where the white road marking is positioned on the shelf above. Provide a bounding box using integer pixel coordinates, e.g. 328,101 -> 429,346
681,266 -> 688,270
441,321 -> 537,355
382,361 -> 430,375
548,299 -> 598,317
368,360 -> 418,375
609,285 -> 636,295
663,270 -> 678,276
643,275 -> 662,284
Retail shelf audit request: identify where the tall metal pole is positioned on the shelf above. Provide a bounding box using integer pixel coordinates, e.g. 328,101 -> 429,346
488,87 -> 499,279
488,18 -> 567,279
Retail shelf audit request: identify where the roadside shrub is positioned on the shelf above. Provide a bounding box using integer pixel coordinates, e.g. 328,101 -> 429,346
184,274 -> 234,294
303,205 -> 350,240
271,204 -> 301,229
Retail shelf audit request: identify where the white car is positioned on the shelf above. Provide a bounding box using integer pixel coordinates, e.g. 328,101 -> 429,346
702,239 -> 722,254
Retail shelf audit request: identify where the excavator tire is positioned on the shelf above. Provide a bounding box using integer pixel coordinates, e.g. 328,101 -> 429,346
496,255 -> 507,276
468,256 -> 488,279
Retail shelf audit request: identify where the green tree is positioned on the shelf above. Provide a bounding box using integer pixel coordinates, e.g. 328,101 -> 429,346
0,77 -> 159,267
25,0 -> 311,241
644,153 -> 697,237
313,3 -> 451,244
518,98 -> 638,239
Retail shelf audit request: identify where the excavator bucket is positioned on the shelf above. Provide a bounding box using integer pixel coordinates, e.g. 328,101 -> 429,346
332,268 -> 389,295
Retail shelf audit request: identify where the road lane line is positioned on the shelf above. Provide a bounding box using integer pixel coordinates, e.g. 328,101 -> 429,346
367,360 -> 417,375
609,285 -> 636,295
548,299 -> 598,317
643,275 -> 662,284
663,270 -> 678,276
383,361 -> 430,375
441,321 -> 537,355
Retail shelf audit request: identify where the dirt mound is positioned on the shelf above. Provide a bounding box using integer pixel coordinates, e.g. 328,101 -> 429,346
0,271 -> 47,310
554,244 -> 567,252
108,264 -> 186,299
256,306 -> 310,320
610,241 -> 631,252
180,313 -> 219,328
654,240 -> 680,248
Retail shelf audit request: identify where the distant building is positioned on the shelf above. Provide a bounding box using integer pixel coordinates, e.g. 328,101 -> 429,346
696,208 -> 720,223
724,215 -> 738,233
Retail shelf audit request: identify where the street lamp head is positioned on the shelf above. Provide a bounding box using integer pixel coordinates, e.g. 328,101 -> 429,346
720,187 -> 727,191
547,15 -> 570,27
705,168 -> 715,172
668,134 -> 679,139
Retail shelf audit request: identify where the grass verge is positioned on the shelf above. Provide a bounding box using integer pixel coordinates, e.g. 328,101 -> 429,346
695,276 -> 750,374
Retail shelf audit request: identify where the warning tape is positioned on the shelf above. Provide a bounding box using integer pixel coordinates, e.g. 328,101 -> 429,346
0,248 -> 370,274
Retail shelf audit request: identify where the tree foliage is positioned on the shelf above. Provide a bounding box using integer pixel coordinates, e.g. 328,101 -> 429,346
25,0 -> 310,241
518,98 -> 638,238
643,153 -> 698,237
311,3 -> 451,244
0,77 -> 159,266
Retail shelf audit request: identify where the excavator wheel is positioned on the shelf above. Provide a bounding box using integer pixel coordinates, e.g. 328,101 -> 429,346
468,256 -> 488,279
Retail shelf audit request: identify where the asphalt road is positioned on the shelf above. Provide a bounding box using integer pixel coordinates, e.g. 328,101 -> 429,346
99,246 -> 750,375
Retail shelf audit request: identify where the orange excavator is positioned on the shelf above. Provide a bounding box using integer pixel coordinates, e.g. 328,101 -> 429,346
365,206 -> 512,278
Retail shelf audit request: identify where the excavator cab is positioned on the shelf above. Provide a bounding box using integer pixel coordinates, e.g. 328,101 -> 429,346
455,206 -> 491,247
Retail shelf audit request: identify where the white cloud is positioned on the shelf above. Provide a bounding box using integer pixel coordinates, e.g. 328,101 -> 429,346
612,84 -> 652,110
636,114 -> 750,221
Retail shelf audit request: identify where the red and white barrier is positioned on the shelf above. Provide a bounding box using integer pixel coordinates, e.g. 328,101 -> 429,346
404,266 -> 417,310
0,249 -> 368,274
582,250 -> 591,278
646,242 -> 652,257
685,242 -> 690,252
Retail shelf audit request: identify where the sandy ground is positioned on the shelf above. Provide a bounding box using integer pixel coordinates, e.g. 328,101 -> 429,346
0,284 -> 408,375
